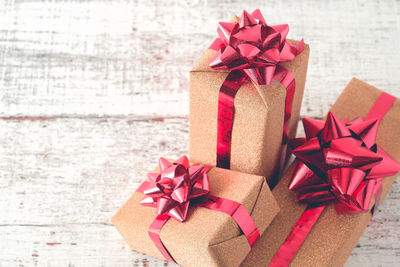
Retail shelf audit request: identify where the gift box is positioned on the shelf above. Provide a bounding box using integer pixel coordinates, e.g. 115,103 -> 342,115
240,78 -> 400,267
112,156 -> 279,267
189,10 -> 310,185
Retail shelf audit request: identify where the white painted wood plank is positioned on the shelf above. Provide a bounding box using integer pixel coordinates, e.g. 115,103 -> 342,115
0,117 -> 186,266
0,224 -> 179,267
0,117 -> 188,225
0,0 -> 399,118
1,117 -> 399,266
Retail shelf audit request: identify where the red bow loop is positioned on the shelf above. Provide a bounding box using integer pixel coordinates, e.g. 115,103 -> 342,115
289,112 -> 400,213
139,156 -> 210,222
209,9 -> 304,85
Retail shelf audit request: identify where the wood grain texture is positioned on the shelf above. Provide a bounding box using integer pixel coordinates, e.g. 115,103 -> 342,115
0,0 -> 399,118
0,0 -> 399,266
0,117 -> 186,267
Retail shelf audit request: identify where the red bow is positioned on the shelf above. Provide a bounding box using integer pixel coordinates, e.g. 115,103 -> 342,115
289,112 -> 400,213
209,9 -> 304,85
140,156 -> 210,222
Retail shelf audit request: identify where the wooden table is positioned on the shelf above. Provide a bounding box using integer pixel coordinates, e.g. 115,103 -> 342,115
1,0 -> 399,266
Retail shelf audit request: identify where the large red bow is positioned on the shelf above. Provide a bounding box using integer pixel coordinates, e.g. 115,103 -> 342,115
140,156 -> 210,222
209,9 -> 304,85
289,112 -> 400,213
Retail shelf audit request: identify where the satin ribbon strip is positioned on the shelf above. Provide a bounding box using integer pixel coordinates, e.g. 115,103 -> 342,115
366,92 -> 395,212
199,166 -> 260,247
273,66 -> 297,180
148,214 -> 175,262
365,92 -> 396,121
216,70 -> 248,169
200,195 -> 260,247
268,91 -> 398,266
137,183 -> 178,263
136,162 -> 260,263
269,206 -> 325,267
274,65 -> 296,146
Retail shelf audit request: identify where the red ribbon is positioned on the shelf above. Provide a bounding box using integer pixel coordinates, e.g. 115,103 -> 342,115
209,9 -> 304,172
269,92 -> 400,266
216,70 -> 248,168
136,156 -> 260,263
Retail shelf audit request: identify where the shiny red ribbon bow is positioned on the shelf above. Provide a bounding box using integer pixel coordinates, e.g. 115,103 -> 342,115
140,156 -> 209,222
209,9 -> 304,85
289,112 -> 400,213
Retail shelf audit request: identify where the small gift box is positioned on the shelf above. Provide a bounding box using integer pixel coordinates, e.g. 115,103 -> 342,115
240,78 -> 400,267
189,9 -> 309,185
112,156 -> 279,267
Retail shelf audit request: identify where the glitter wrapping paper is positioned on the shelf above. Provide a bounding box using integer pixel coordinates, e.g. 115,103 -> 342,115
189,15 -> 310,184
240,78 -> 400,267
111,159 -> 279,267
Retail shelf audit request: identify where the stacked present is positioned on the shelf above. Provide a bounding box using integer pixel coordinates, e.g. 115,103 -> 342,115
111,9 -> 400,267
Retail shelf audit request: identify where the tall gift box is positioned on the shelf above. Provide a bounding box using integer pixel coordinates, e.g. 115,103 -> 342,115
190,9 -> 309,184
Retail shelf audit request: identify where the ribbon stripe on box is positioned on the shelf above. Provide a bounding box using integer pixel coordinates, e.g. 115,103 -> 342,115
209,9 -> 304,173
269,92 -> 400,266
136,156 -> 260,263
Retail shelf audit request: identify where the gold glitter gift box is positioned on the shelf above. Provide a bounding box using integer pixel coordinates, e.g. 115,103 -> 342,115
112,159 -> 279,267
240,78 -> 400,267
189,20 -> 309,185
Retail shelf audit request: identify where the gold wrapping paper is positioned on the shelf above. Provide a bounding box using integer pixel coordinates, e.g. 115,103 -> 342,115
112,160 -> 279,267
241,78 -> 400,267
189,40 -> 309,184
